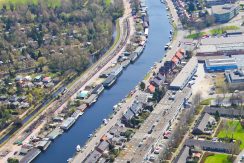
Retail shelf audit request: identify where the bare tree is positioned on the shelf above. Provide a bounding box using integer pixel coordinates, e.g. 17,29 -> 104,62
215,95 -> 223,106
192,91 -> 202,106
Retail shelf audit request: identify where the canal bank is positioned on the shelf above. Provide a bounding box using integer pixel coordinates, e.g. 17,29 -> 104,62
34,0 -> 172,162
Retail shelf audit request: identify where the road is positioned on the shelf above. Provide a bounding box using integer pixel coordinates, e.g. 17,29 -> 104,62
235,149 -> 244,163
0,0 -> 133,161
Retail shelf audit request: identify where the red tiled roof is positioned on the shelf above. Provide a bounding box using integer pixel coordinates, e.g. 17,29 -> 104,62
175,51 -> 183,60
148,84 -> 155,93
179,48 -> 185,54
172,56 -> 179,64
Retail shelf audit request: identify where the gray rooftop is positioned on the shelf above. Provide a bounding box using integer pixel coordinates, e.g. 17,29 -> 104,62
170,57 -> 198,89
212,4 -> 238,15
200,36 -> 244,46
205,58 -> 237,67
84,150 -> 102,163
194,113 -> 215,133
20,148 -> 41,163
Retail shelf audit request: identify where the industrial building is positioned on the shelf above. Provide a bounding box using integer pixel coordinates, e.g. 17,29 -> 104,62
204,58 -> 237,72
196,36 -> 244,56
212,4 -> 239,23
205,0 -> 238,7
225,69 -> 244,84
170,57 -> 198,90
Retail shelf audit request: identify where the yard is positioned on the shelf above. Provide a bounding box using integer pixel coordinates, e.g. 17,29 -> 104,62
217,120 -> 244,149
214,74 -> 228,94
204,153 -> 232,163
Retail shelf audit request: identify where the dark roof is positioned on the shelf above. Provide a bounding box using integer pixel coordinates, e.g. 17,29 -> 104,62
130,102 -> 143,115
20,148 -> 41,163
123,109 -> 134,121
174,146 -> 190,163
151,77 -> 163,87
204,107 -> 244,117
194,113 -> 215,133
185,139 -> 232,153
96,141 -> 109,153
84,150 -> 102,163
103,75 -> 116,85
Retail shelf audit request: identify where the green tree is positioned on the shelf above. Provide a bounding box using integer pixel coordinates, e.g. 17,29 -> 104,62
139,82 -> 146,90
7,157 -> 19,163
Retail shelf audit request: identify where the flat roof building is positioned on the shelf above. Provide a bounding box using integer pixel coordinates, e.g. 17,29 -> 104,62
212,4 -> 239,23
170,57 -> 198,90
205,58 -> 238,72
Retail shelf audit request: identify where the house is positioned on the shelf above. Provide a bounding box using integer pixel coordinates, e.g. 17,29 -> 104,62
185,139 -> 232,153
204,106 -> 244,118
192,113 -> 216,135
175,51 -> 184,61
150,77 -> 164,87
84,150 -> 102,163
148,84 -> 155,93
42,77 -> 52,83
96,141 -> 110,154
34,75 -> 42,82
172,56 -> 180,65
173,146 -> 190,163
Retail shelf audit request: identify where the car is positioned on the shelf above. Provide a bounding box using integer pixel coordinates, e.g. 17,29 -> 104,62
149,155 -> 156,161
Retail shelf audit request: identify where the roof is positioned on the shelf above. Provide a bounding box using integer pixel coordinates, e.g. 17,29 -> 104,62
172,56 -> 179,64
83,94 -> 97,104
123,109 -> 134,121
200,36 -> 244,46
77,90 -> 89,98
185,139 -> 232,153
170,57 -> 198,89
84,150 -> 102,163
194,113 -> 215,133
175,51 -> 183,60
130,102 -> 142,115
204,106 -> 244,117
174,146 -> 190,163
96,141 -> 109,152
103,75 -> 116,85
20,148 -> 41,163
212,4 -> 238,15
148,84 -> 155,93
205,58 -> 237,67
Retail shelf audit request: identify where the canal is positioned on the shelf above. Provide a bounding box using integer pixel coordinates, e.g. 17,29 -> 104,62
34,0 -> 172,162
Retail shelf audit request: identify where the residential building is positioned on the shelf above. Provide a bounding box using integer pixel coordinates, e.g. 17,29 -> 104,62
212,4 -> 239,23
192,113 -> 216,135
170,57 -> 198,90
204,107 -> 244,118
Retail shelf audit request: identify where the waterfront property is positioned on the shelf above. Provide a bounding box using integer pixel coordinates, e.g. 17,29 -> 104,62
204,58 -> 237,72
170,57 -> 198,90
211,4 -> 239,23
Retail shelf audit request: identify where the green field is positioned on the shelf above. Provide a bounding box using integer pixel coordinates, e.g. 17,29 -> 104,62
186,32 -> 206,39
105,0 -> 111,6
0,0 -> 61,8
210,26 -> 240,35
204,154 -> 231,163
218,120 -> 244,149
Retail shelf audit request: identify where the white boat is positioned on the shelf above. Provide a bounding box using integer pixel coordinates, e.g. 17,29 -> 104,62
88,134 -> 93,138
76,145 -> 81,152
103,119 -> 108,125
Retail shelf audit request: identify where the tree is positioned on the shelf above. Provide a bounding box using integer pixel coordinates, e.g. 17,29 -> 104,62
192,91 -> 202,106
7,157 -> 19,163
139,82 -> 145,91
215,95 -> 223,106
214,110 -> 220,122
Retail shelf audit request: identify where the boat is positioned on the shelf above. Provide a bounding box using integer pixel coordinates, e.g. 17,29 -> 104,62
76,145 -> 81,152
103,119 -> 108,125
88,134 -> 93,138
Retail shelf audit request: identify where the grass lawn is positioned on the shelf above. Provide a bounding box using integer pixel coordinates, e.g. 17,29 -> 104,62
217,120 -> 244,149
204,154 -> 231,163
210,26 -> 240,35
105,0 -> 111,6
186,32 -> 206,39
0,0 -> 61,8
200,98 -> 213,105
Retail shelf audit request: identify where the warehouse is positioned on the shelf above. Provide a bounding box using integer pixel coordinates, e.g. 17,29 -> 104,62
170,57 -> 198,90
196,36 -> 244,56
204,58 -> 237,72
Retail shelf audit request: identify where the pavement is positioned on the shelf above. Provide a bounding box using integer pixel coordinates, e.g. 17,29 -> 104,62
235,149 -> 244,163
